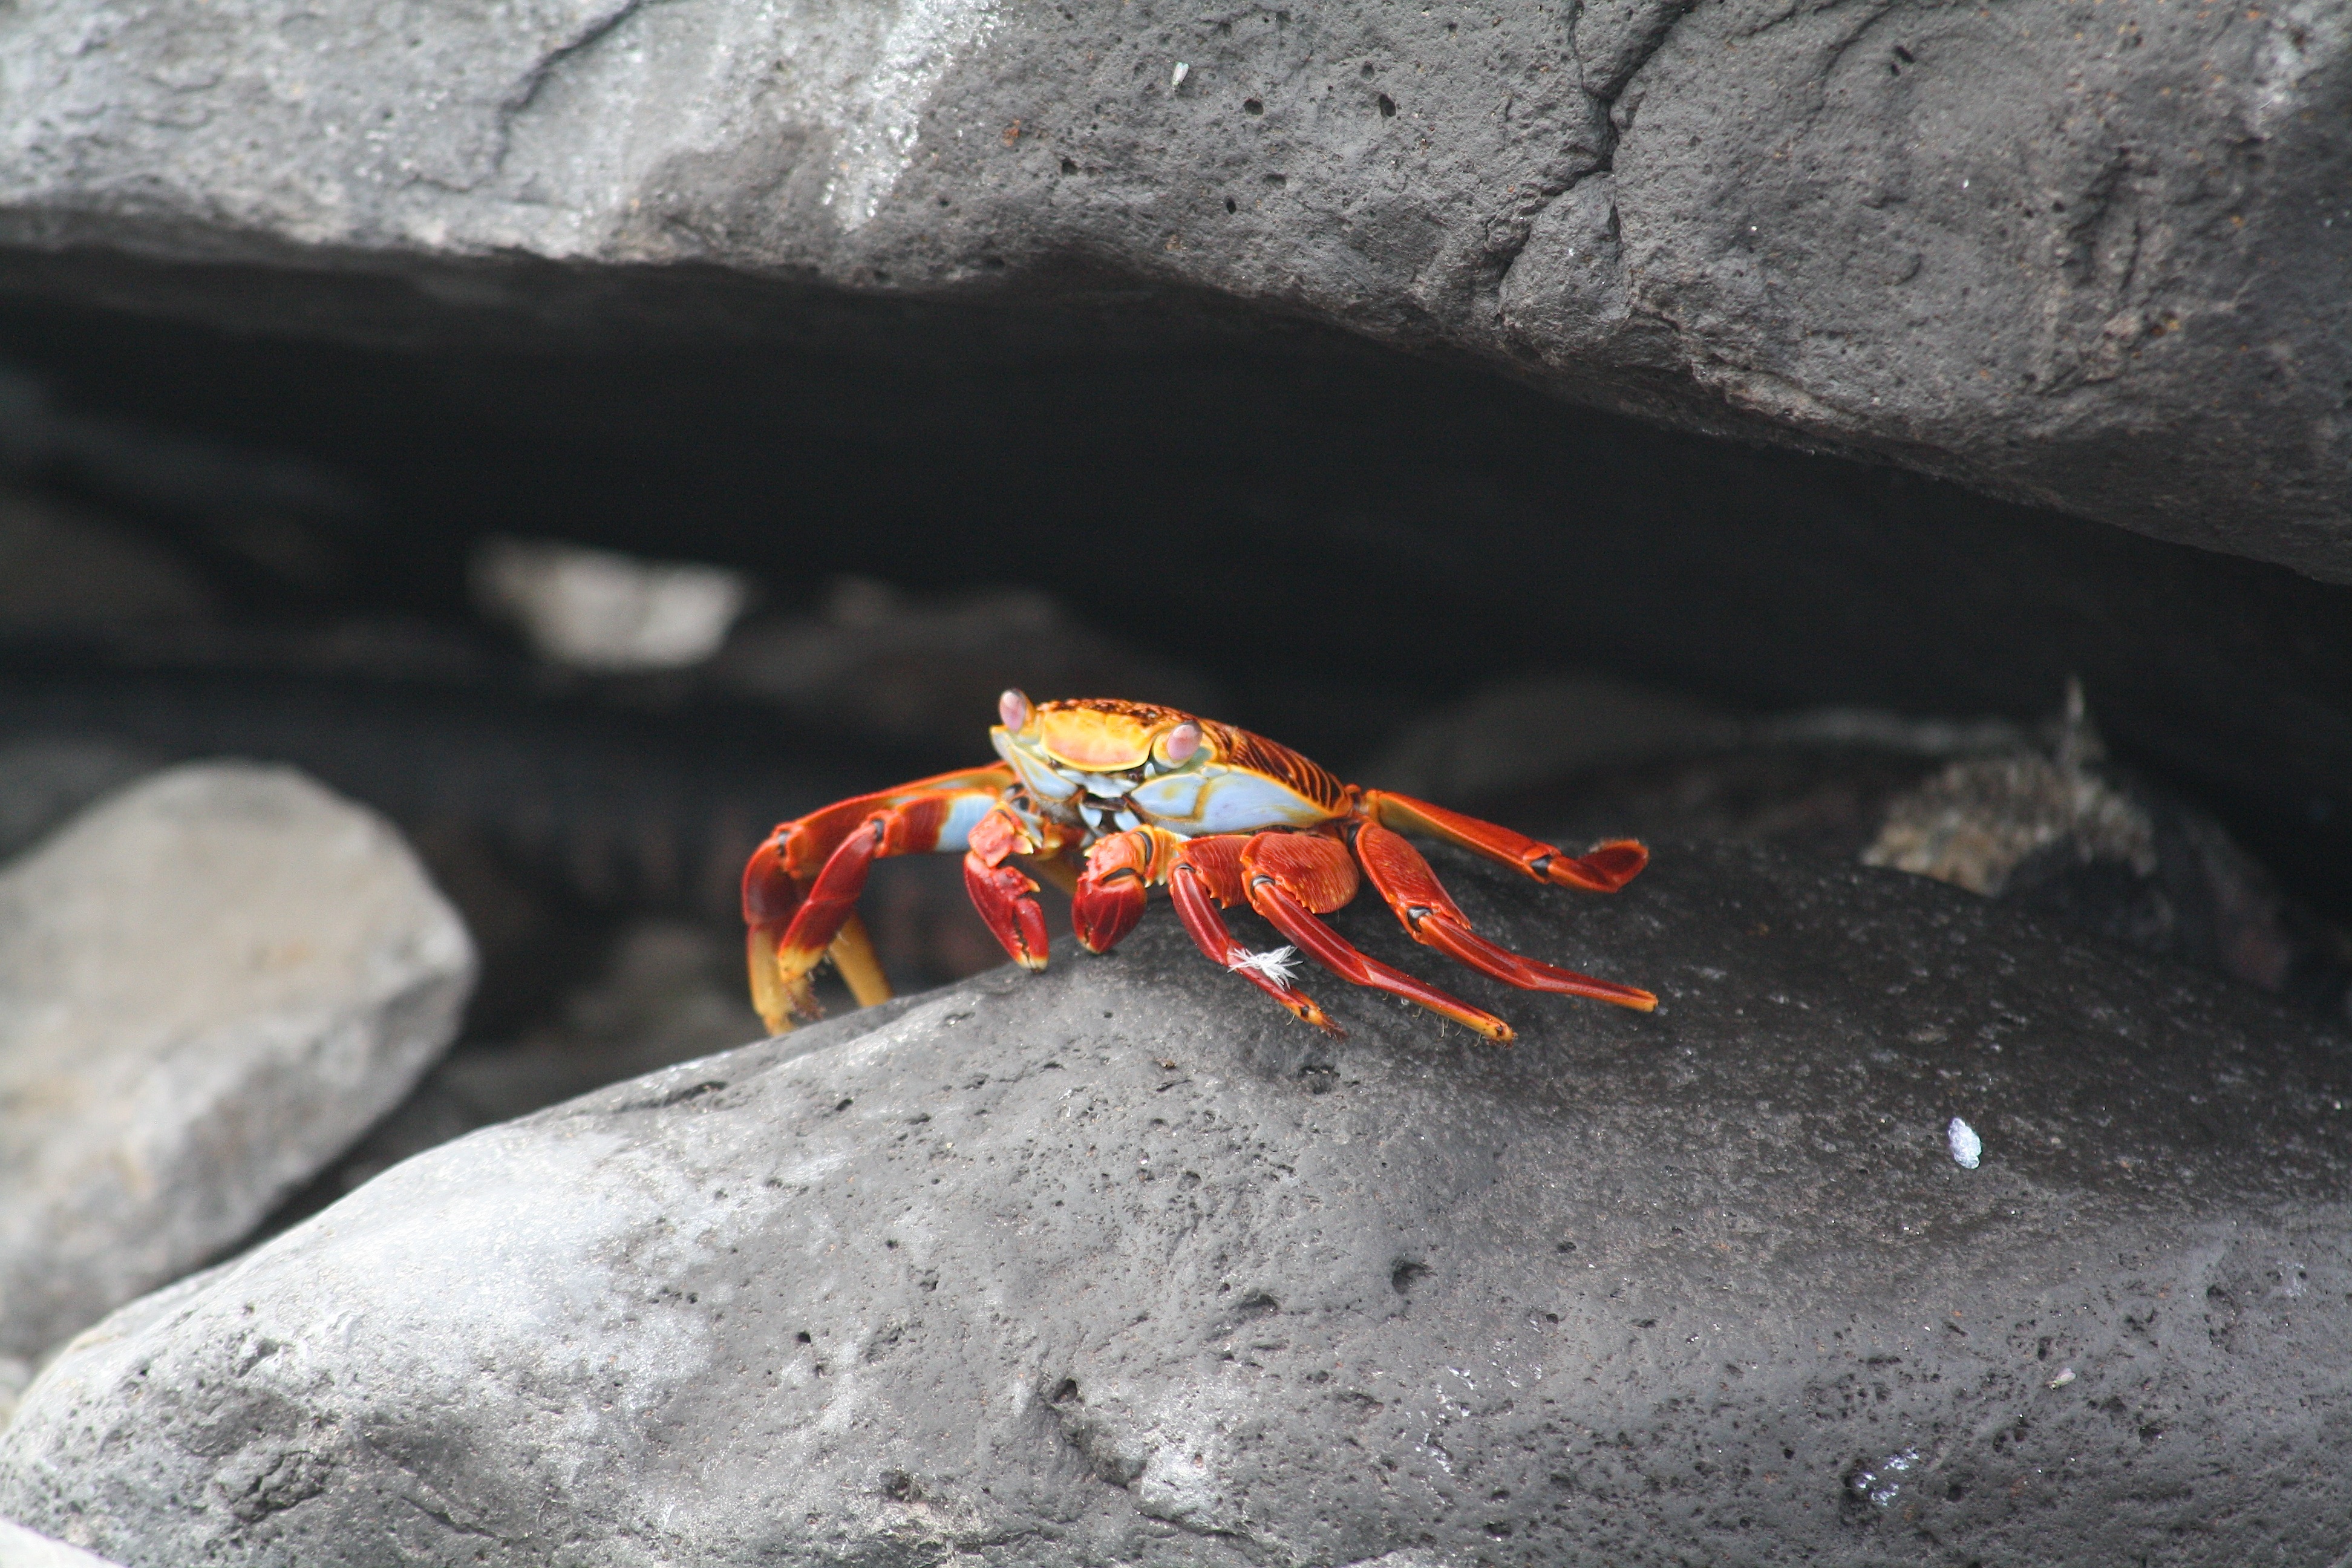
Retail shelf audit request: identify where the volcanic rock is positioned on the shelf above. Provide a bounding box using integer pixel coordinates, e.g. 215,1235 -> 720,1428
4,841 -> 2347,1566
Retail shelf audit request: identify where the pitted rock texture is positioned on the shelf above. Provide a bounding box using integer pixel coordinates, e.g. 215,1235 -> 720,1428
0,762 -> 475,1363
0,0 -> 2344,577
0,1517 -> 130,1568
5,842 -> 2348,1566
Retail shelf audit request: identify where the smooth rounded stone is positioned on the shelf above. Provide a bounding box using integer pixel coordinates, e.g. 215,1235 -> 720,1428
0,762 -> 475,1365
4,841 -> 2349,1566
0,2 -> 2342,580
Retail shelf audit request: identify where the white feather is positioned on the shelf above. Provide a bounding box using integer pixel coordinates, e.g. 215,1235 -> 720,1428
1227,946 -> 1301,987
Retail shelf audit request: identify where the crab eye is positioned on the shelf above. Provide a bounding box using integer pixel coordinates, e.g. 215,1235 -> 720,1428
999,688 -> 1033,731
1161,721 -> 1201,765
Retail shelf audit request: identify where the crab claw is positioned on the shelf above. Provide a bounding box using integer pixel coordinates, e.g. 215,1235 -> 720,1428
1073,829 -> 1158,953
965,855 -> 1051,970
963,803 -> 1051,969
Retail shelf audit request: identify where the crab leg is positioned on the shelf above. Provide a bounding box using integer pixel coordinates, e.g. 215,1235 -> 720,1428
1152,833 -> 1342,1036
1350,822 -> 1657,1011
1364,790 -> 1647,892
743,766 -> 1014,1033
1237,832 -> 1515,1042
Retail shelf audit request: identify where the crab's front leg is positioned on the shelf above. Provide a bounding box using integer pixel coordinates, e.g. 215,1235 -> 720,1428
743,766 -> 1014,1033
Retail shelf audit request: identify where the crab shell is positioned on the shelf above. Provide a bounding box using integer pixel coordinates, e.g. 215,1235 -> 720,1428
991,697 -> 1347,839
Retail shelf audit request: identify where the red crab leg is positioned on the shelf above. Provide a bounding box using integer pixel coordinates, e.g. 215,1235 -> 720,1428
743,767 -> 1014,1033
1238,831 -> 1515,1043
1350,821 -> 1657,1011
1163,836 -> 1343,1036
1363,790 -> 1647,892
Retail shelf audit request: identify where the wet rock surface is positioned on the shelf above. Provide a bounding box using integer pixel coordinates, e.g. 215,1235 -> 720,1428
5,841 -> 2348,1567
0,762 -> 475,1364
0,0 -> 2343,576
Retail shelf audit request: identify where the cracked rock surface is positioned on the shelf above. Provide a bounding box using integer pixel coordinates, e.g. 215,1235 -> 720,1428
0,762 -> 475,1365
0,0 -> 2345,576
4,841 -> 2348,1566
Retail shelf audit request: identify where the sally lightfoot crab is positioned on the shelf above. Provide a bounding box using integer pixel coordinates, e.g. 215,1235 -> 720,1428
743,693 -> 1657,1041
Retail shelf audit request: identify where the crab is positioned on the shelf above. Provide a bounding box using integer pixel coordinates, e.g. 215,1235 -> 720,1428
742,691 -> 1657,1042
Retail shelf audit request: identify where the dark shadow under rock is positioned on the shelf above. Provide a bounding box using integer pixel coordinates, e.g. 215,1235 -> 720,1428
5,843 -> 2348,1566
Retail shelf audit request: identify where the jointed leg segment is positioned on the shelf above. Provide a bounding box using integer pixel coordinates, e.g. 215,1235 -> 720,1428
1350,821 -> 1656,1012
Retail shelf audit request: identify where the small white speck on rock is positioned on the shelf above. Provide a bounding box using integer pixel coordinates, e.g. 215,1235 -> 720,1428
1170,62 -> 1189,90
1947,1116 -> 1983,1169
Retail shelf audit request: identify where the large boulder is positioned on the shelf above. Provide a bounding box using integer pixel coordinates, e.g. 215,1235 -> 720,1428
4,841 -> 2347,1566
0,0 -> 2342,578
0,762 -> 476,1367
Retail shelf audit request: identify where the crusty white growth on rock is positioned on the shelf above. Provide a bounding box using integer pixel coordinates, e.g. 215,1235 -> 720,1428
820,0 -> 1001,229
0,1517 -> 127,1568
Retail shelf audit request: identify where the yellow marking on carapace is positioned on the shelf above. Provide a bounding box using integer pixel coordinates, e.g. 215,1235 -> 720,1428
1034,701 -> 1172,770
1026,699 -> 1351,815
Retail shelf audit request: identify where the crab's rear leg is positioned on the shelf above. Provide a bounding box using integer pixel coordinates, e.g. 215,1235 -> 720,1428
1350,821 -> 1656,1011
1364,790 -> 1647,892
1236,831 -> 1517,1042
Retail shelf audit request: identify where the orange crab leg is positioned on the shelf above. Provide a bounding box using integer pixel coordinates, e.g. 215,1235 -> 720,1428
743,766 -> 1016,1033
1363,790 -> 1648,893
1162,835 -> 1342,1036
1238,832 -> 1515,1042
1350,821 -> 1657,1011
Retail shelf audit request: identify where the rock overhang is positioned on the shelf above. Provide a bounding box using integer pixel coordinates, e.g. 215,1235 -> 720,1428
0,0 -> 2343,577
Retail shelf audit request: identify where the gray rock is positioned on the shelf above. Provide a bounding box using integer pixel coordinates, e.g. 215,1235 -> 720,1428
0,762 -> 475,1363
269,919 -> 769,1229
6,841 -> 2349,1566
0,1517 -> 128,1568
0,0 -> 2342,578
0,740 -> 165,866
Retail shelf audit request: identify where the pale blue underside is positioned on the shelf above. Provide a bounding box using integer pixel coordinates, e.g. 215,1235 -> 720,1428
984,731 -> 1337,852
